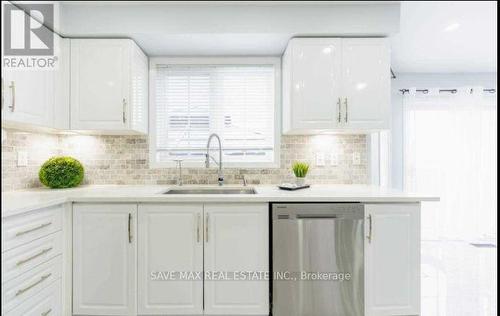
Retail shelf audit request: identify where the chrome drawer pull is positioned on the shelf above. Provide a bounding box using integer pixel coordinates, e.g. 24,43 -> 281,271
8,81 -> 15,112
337,97 -> 341,123
128,213 -> 132,243
205,213 -> 209,243
367,214 -> 373,243
197,213 -> 201,243
122,98 -> 127,123
15,273 -> 52,296
15,222 -> 52,237
41,308 -> 52,316
344,97 -> 348,123
16,247 -> 53,266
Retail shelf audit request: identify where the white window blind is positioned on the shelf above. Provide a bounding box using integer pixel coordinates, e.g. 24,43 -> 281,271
153,63 -> 276,165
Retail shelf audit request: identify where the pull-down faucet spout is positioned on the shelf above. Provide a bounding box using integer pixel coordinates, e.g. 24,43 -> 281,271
205,133 -> 224,186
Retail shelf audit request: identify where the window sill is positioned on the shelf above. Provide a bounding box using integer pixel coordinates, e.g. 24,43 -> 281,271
149,161 -> 280,169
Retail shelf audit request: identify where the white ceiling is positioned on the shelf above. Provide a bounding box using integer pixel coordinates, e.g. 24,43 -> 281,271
56,1 -> 399,56
392,1 -> 497,73
14,1 -> 497,73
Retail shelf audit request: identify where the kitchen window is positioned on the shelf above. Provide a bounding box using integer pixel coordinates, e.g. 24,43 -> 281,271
149,57 -> 280,168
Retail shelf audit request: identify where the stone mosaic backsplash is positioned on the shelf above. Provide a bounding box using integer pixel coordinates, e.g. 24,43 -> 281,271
1,129 -> 368,192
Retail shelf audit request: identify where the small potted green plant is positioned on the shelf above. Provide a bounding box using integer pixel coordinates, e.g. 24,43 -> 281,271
39,156 -> 84,189
292,161 -> 309,186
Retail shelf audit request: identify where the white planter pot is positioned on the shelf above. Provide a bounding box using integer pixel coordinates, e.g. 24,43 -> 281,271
295,177 -> 306,186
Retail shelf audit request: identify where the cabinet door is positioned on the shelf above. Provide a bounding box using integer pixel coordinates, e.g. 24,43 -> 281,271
1,11 -> 55,129
341,38 -> 390,130
204,203 -> 269,315
2,68 -> 54,128
70,39 -> 130,131
73,203 -> 137,315
138,204 -> 203,315
289,38 -> 342,132
364,204 -> 420,316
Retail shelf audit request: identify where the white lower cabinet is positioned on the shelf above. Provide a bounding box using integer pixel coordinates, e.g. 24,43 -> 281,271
74,202 -> 269,316
138,204 -> 204,315
1,204 -> 66,316
204,203 -> 269,315
364,203 -> 420,316
137,203 -> 269,316
72,203 -> 137,316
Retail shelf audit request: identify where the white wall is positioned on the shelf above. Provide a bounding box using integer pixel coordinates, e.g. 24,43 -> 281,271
390,72 -> 497,189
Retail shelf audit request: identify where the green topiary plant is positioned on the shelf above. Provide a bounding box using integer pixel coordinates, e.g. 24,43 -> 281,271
292,161 -> 309,178
39,156 -> 84,189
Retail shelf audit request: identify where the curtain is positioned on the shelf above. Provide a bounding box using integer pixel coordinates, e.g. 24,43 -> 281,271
403,87 -> 497,241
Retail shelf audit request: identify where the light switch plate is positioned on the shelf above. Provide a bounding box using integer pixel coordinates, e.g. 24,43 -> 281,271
330,153 -> 339,166
352,152 -> 361,165
316,152 -> 325,166
17,151 -> 28,166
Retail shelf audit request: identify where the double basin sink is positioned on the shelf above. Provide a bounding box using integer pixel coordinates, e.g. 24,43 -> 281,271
163,187 -> 256,195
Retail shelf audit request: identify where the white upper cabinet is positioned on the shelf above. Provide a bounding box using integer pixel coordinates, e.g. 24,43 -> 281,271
70,39 -> 148,134
282,37 -> 390,134
138,204 -> 204,315
204,203 -> 269,315
364,203 -> 420,316
342,39 -> 390,130
1,20 -> 69,130
1,68 -> 54,128
2,36 -> 147,133
282,38 -> 343,132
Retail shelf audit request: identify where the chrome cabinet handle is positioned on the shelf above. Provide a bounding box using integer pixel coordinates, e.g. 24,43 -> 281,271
15,273 -> 51,296
205,213 -> 209,243
337,97 -> 341,123
16,222 -> 52,237
367,214 -> 373,243
16,247 -> 53,266
128,213 -> 132,243
41,308 -> 52,316
122,98 -> 127,123
344,97 -> 348,123
197,213 -> 201,243
8,81 -> 15,112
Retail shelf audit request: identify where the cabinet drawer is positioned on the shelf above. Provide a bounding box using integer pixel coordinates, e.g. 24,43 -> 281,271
2,204 -> 63,252
4,279 -> 61,316
2,232 -> 63,282
2,255 -> 62,313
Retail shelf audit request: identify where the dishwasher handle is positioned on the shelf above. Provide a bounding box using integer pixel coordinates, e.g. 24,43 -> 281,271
296,214 -> 339,219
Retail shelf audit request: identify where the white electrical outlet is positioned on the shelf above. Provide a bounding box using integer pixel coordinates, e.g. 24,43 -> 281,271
316,152 -> 325,166
352,152 -> 361,165
330,153 -> 339,166
17,151 -> 28,167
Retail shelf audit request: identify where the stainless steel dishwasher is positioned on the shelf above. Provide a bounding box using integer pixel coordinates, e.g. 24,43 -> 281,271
272,203 -> 364,316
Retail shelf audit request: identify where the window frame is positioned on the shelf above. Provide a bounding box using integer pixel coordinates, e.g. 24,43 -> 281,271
149,56 -> 281,169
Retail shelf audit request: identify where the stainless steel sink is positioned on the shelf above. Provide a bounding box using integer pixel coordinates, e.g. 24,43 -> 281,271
163,187 -> 256,195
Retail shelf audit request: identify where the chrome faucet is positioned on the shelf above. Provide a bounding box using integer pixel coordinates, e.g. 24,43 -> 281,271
205,133 -> 224,186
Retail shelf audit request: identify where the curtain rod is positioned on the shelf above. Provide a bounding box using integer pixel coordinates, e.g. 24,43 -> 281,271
399,88 -> 496,95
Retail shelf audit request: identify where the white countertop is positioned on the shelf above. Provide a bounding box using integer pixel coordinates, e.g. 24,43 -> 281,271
1,184 -> 439,218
